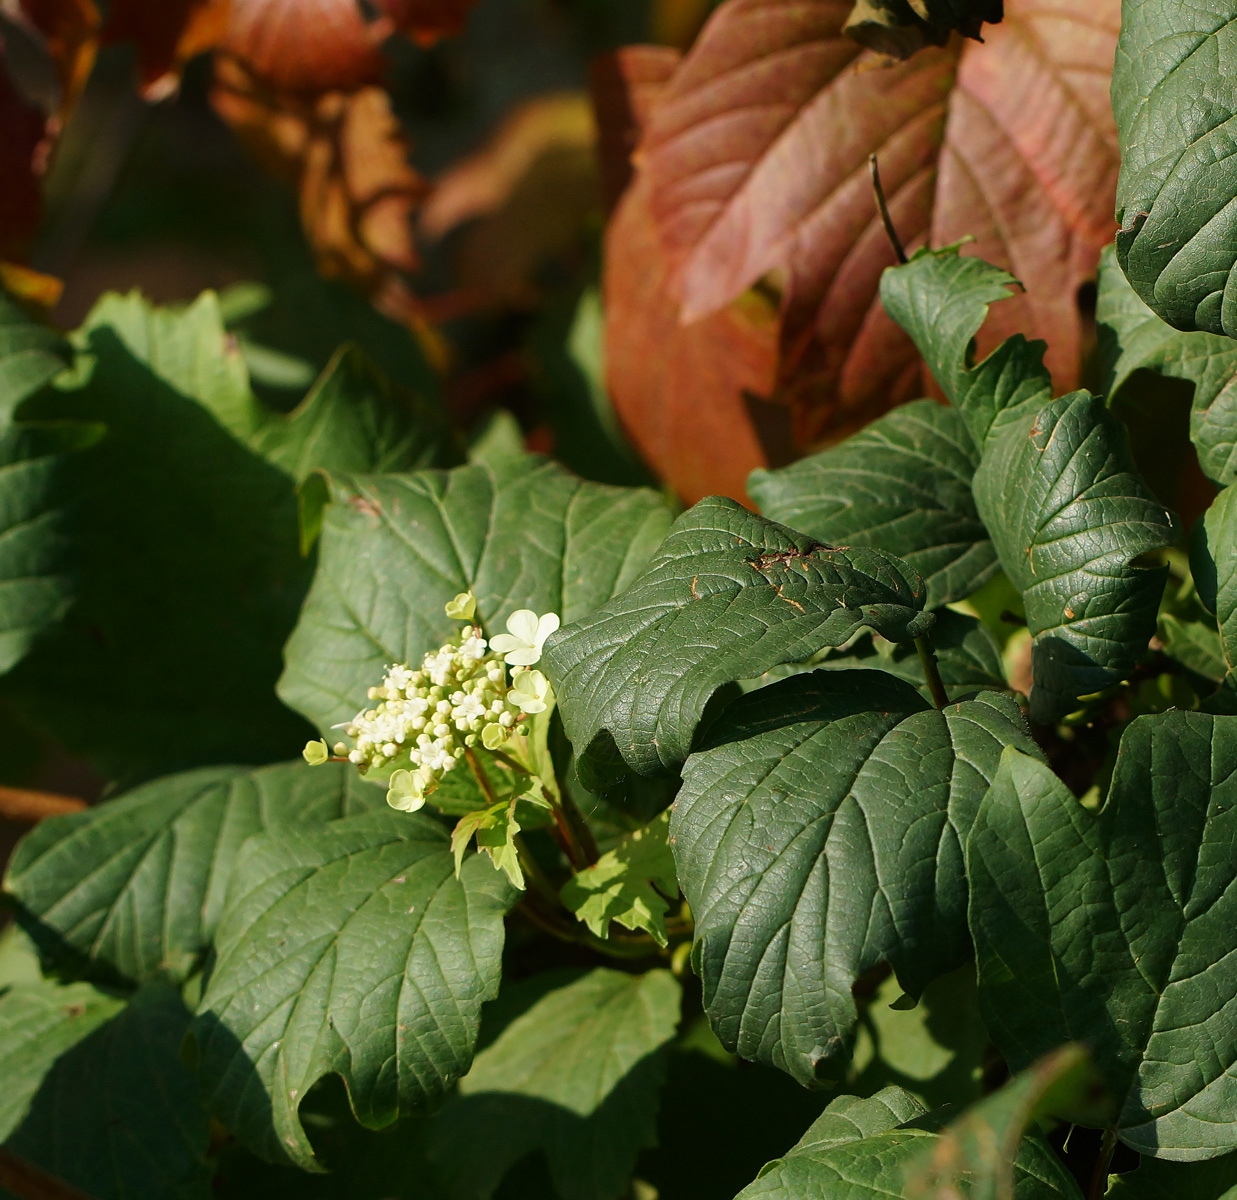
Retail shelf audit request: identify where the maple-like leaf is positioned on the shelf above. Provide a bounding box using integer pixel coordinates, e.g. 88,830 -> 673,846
596,46 -> 783,504
620,0 -> 1118,500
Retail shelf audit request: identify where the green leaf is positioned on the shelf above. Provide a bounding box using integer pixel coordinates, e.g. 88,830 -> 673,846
806,608 -> 1006,702
1097,244 -> 1237,486
0,287 -> 70,419
904,1045 -> 1096,1200
0,981 -> 210,1200
882,250 -> 1178,721
544,496 -> 933,778
249,344 -> 456,486
1,293 -> 314,780
192,810 -> 514,1168
0,421 -> 101,676
1113,1 -> 1237,338
4,761 -> 378,984
0,979 -> 124,1143
1192,485 -> 1237,677
560,810 -> 678,945
279,456 -> 674,735
429,968 -> 681,1200
968,711 -> 1237,1159
450,792 -> 551,889
1106,1154 -> 1237,1200
671,668 -> 1040,1086
749,398 -> 996,609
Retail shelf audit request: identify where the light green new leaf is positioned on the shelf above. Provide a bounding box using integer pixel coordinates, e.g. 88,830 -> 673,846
279,455 -> 673,735
671,668 -> 1039,1086
451,792 -> 551,889
1113,1 -> 1237,337
749,398 -> 996,608
882,250 -> 1177,721
1097,245 -> 1237,486
0,981 -> 211,1200
193,810 -> 515,1168
1106,1154 -> 1237,1199
968,711 -> 1237,1159
429,968 -> 681,1200
544,496 -> 933,778
0,286 -> 70,419
560,811 -> 678,945
1191,485 -> 1237,676
4,761 -> 378,984
904,1045 -> 1097,1200
249,343 -> 456,486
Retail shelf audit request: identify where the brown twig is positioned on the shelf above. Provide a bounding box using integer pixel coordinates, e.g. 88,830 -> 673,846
0,787 -> 86,823
0,1149 -> 98,1200
869,153 -> 908,264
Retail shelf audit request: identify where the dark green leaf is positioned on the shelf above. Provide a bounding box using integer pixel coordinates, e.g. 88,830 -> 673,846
1191,485 -> 1237,677
250,344 -> 456,485
671,668 -> 1039,1085
429,968 -> 681,1200
749,398 -> 995,609
882,250 -> 1177,721
968,711 -> 1237,1158
193,810 -> 514,1168
1106,1154 -> 1237,1199
544,497 -> 933,778
4,761 -> 379,984
1097,244 -> 1237,486
0,421 -> 101,675
904,1045 -> 1096,1200
1,982 -> 211,1200
279,456 -> 674,736
0,287 -> 70,419
1113,1 -> 1237,337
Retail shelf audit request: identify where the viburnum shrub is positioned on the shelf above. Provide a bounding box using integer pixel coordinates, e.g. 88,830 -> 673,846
7,1 -> 1237,1199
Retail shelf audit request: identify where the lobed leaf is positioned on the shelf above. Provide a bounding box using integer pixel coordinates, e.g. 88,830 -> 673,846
193,810 -> 515,1168
671,668 -> 1039,1085
1113,0 -> 1237,337
4,761 -> 378,984
883,250 -> 1178,721
968,711 -> 1237,1158
749,398 -> 996,608
429,968 -> 681,1200
544,496 -> 933,777
279,455 -> 674,736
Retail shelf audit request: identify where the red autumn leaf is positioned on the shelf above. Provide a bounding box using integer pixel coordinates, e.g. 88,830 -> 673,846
598,46 -> 781,505
101,0 -> 228,99
636,0 -> 1119,487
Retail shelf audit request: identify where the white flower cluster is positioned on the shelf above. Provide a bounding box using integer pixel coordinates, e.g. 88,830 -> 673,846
303,594 -> 559,813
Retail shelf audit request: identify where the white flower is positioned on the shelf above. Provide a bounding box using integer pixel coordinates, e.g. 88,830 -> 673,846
490,610 -> 560,666
509,669 -> 552,714
387,769 -> 425,813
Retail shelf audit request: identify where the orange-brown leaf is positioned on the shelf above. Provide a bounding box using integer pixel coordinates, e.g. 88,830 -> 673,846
212,55 -> 425,296
637,0 -> 1119,494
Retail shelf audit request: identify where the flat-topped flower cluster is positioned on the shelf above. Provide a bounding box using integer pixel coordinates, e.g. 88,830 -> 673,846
304,593 -> 559,811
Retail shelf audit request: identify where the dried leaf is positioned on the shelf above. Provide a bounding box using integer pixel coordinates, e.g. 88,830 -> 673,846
421,93 -> 599,307
101,0 -> 228,100
844,0 -> 1002,59
212,55 -> 426,297
632,0 -> 1118,498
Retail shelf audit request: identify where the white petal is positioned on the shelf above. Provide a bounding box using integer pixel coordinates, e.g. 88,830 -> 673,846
534,613 -> 560,645
489,633 -> 522,655
506,609 -> 540,643
503,647 -> 540,666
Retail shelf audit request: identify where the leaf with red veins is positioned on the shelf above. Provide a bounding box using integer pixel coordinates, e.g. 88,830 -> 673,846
637,0 -> 1119,488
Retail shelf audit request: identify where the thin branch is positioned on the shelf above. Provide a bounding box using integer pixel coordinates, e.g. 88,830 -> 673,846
915,636 -> 950,710
0,786 -> 86,823
869,153 -> 908,264
0,1149 -> 98,1200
